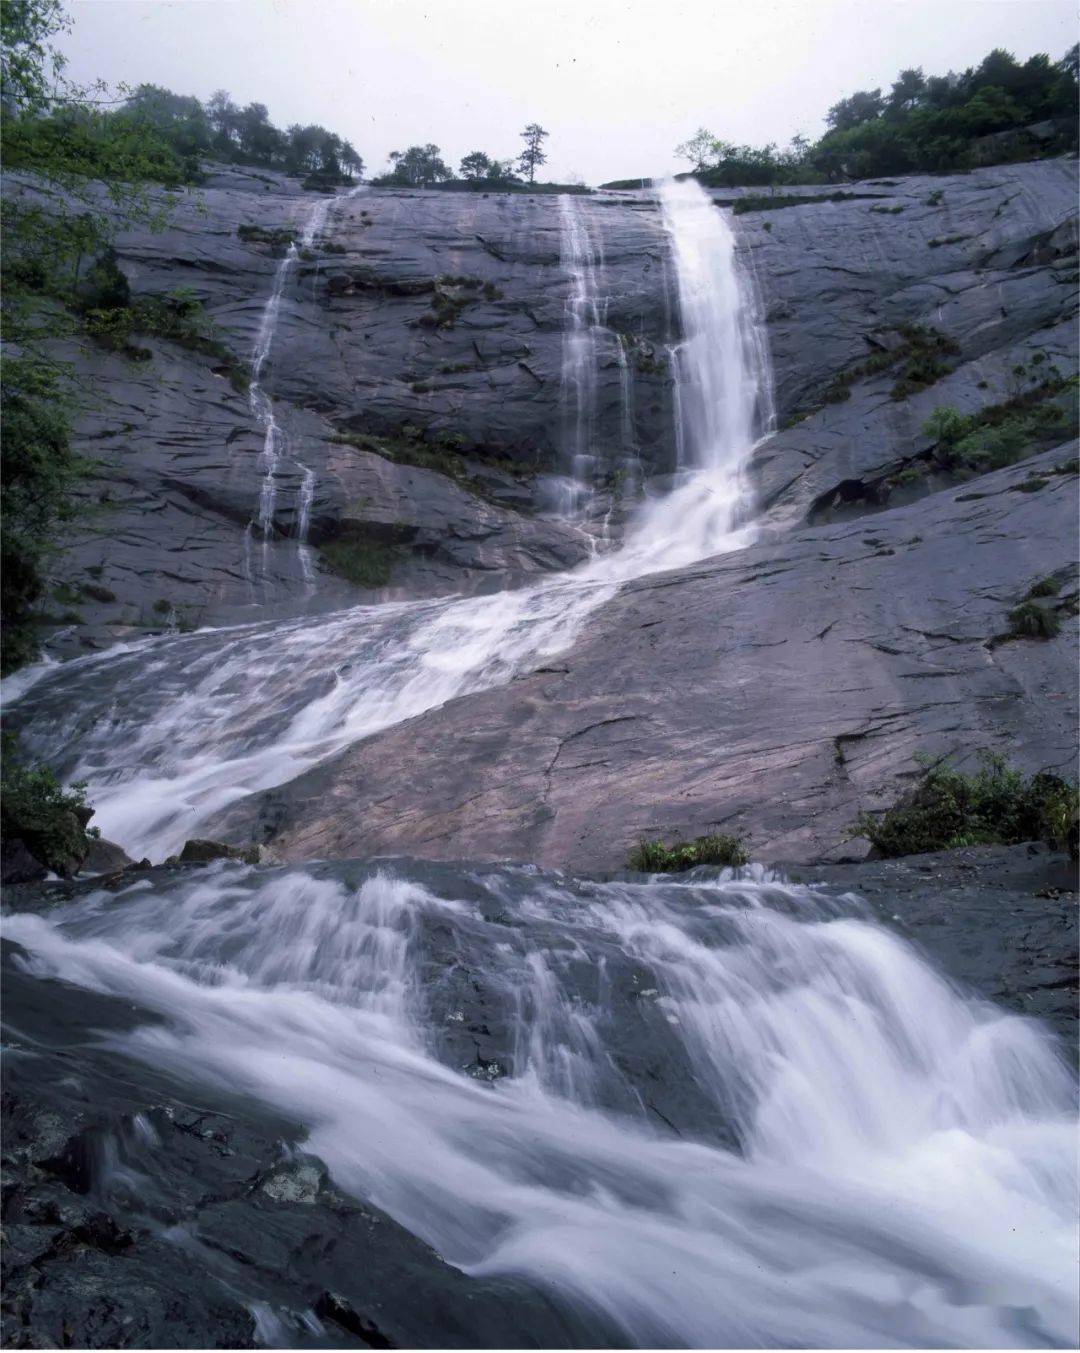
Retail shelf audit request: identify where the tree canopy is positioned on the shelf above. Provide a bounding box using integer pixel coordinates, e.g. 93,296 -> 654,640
678,44 -> 1078,185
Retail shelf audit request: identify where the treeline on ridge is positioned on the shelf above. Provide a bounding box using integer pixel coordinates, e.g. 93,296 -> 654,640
604,44 -> 1079,189
4,79 -> 364,189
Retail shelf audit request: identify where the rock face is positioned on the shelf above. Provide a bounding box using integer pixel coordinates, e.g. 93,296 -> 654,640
8,157 -> 1079,871
10,166 -> 674,653
216,444 -> 1078,870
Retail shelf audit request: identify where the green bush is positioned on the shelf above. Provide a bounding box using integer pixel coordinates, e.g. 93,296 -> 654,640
856,753 -> 1079,857
922,374 -> 1076,474
1,748 -> 98,875
628,832 -> 749,873
1006,601 -> 1061,639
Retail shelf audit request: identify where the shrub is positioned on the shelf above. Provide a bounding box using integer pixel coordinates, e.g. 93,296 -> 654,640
1,748 -> 98,876
856,754 -> 1079,857
1006,601 -> 1061,639
628,832 -> 749,873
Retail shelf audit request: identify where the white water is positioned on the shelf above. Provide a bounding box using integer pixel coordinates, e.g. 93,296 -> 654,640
5,865 -> 1076,1346
245,189 -> 361,590
557,194 -> 606,512
7,179 -> 771,860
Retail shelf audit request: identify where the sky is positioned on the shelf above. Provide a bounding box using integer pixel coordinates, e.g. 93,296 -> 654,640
59,0 -> 1077,184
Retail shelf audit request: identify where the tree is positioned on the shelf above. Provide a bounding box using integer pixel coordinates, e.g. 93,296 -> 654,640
0,0 -> 66,115
120,84 -> 211,161
517,122 -> 548,184
825,88 -> 884,131
339,140 -> 364,179
459,150 -> 492,180
674,126 -> 717,172
1,0 -> 186,670
383,143 -> 450,185
889,68 -> 925,113
206,88 -> 240,156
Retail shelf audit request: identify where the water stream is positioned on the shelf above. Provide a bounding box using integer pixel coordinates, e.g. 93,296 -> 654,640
6,180 -> 769,860
2,178 -> 1077,1347
5,863 -> 1076,1346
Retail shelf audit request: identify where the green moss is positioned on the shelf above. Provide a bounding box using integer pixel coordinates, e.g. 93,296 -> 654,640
82,287 -> 250,393
870,203 -> 905,214
318,528 -> 399,587
729,191 -> 873,215
855,753 -> 1078,857
628,832 -> 749,873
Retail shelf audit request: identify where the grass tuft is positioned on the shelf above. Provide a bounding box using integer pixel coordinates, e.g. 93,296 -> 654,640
628,832 -> 749,873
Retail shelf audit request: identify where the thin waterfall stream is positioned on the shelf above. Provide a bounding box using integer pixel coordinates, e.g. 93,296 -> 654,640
2,178 -> 1077,1348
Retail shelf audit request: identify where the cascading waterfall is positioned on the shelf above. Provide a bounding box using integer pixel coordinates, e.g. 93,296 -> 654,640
3,177 -> 1077,1347
5,179 -> 768,859
4,864 -> 1076,1346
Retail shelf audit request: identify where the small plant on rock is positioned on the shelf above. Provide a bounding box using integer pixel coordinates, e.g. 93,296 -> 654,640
1006,601 -> 1061,640
628,832 -> 749,873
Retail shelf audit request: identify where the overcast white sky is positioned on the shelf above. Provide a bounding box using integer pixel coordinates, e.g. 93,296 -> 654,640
59,0 -> 1076,184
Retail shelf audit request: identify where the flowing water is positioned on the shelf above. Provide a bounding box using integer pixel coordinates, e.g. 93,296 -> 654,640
2,177 -> 1078,1347
4,862 -> 1077,1346
245,188 -> 363,594
5,179 -> 769,860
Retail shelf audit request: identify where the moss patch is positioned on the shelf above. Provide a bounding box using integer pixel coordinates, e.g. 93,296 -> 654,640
318,526 -> 400,587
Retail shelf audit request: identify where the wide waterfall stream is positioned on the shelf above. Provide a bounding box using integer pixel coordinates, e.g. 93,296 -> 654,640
3,180 -> 1077,1348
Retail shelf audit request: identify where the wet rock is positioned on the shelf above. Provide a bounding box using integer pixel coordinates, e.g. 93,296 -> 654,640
214,447 -> 1078,872
82,837 -> 135,875
0,839 -> 47,885
0,937 -> 617,1349
177,838 -> 259,866
259,1157 -> 325,1204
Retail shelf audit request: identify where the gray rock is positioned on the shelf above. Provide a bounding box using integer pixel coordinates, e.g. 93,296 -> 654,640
81,838 -> 135,876
213,447 -> 1078,872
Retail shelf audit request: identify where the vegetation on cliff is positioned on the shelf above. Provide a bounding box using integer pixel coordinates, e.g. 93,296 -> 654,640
0,0 -> 256,670
667,44 -> 1078,187
857,754 -> 1079,859
0,735 -> 98,875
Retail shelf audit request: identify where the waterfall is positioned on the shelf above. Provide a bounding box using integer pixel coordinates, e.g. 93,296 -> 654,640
244,190 -> 358,590
5,864 -> 1076,1346
557,194 -> 605,513
9,181 -> 769,859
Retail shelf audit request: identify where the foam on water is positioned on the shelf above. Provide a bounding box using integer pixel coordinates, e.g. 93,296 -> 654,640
4,865 -> 1076,1346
